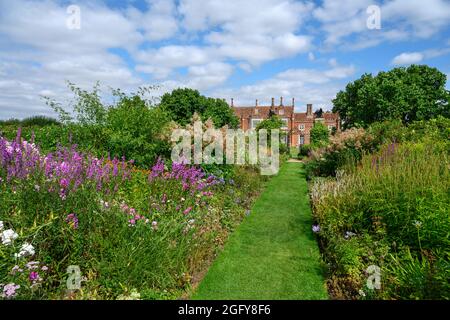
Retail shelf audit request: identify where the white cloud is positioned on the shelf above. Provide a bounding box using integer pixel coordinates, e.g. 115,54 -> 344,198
391,52 -> 424,65
126,0 -> 178,41
186,62 -> 234,89
0,0 -> 144,119
212,63 -> 356,111
135,45 -> 216,79
382,0 -> 450,38
314,0 -> 450,49
391,47 -> 450,65
1,0 -> 449,119
180,0 -> 313,65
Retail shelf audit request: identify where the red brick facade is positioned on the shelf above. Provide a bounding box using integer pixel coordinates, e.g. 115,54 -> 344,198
232,97 -> 340,146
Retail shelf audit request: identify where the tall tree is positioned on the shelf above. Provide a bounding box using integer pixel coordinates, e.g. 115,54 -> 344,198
159,88 -> 239,128
333,65 -> 450,129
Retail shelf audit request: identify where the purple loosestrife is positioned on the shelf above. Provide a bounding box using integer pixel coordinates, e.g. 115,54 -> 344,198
0,131 -> 132,198
149,157 -> 164,181
147,158 -> 219,195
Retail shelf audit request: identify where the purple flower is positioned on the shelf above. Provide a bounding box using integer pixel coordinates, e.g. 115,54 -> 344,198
183,207 -> 193,215
29,271 -> 40,282
312,224 -> 320,233
65,213 -> 79,229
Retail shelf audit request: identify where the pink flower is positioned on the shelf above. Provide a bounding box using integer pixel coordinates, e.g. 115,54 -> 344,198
183,207 -> 193,215
2,283 -> 20,298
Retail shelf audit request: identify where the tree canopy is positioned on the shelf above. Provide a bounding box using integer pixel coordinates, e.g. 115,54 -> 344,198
158,88 -> 239,128
332,65 -> 450,129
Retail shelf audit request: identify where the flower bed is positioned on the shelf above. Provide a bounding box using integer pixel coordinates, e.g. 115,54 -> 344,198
0,130 -> 265,299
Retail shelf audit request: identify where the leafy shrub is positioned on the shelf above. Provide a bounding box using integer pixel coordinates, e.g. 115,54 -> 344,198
310,122 -> 329,147
299,144 -> 311,157
305,127 -> 375,178
104,95 -> 172,167
44,83 -> 173,168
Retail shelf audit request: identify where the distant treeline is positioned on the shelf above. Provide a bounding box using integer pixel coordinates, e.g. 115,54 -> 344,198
0,115 -> 60,127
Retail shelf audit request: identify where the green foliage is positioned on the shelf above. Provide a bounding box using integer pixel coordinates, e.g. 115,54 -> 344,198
0,119 -> 21,126
105,95 -> 172,167
310,139 -> 450,299
310,122 -> 329,147
256,115 -> 284,132
40,83 -> 174,167
333,65 -> 450,128
256,115 -> 287,151
0,117 -> 59,128
20,116 -> 60,127
305,116 -> 450,178
298,144 -> 312,158
159,88 -> 239,128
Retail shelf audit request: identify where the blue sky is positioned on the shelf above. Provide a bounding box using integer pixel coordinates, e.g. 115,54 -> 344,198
0,0 -> 449,119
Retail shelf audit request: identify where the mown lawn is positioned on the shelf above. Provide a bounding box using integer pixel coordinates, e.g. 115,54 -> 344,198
193,162 -> 328,300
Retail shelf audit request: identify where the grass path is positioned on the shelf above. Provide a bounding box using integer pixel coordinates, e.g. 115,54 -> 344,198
192,162 -> 328,300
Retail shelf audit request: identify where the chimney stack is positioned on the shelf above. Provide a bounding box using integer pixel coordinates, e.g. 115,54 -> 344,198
307,104 -> 313,117
231,98 -> 234,107
271,97 -> 275,107
292,98 -> 295,107
280,97 -> 283,106
255,99 -> 258,107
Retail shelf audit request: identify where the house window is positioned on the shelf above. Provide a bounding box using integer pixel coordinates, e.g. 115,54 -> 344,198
298,124 -> 305,131
299,135 -> 305,145
254,108 -> 259,115
328,125 -> 335,131
251,119 -> 262,129
281,118 -> 288,129
279,109 -> 284,115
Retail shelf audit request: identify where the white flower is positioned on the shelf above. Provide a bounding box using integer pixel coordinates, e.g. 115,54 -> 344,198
1,229 -> 18,246
14,242 -> 35,258
413,221 -> 422,228
0,221 -> 4,231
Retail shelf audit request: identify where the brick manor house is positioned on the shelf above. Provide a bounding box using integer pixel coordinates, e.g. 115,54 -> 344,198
231,97 -> 341,146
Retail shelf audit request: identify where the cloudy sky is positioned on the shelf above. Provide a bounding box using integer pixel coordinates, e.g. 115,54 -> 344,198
0,0 -> 449,119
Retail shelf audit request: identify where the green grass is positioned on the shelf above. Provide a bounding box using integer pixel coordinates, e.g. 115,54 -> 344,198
192,162 -> 328,300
